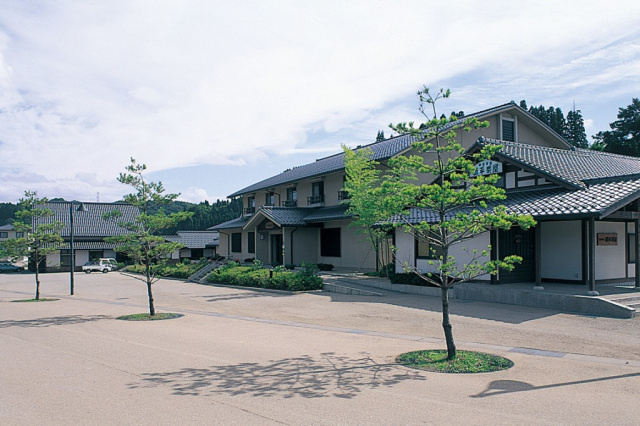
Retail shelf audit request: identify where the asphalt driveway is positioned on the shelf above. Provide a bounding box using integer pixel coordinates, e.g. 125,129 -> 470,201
1,272 -> 639,425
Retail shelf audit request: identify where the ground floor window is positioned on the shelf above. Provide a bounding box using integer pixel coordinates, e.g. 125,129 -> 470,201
320,228 -> 341,257
628,233 -> 636,263
60,249 -> 71,267
231,233 -> 242,253
415,235 -> 442,259
89,250 -> 103,261
248,232 -> 255,254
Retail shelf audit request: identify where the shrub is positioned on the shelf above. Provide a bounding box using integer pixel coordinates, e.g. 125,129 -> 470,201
315,263 -> 334,271
206,263 -> 323,291
124,259 -> 209,279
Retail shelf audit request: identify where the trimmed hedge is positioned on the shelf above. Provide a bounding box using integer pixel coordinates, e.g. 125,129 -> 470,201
125,259 -> 209,279
206,264 -> 323,291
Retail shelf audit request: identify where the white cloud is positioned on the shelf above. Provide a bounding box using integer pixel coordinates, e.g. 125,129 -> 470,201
0,1 -> 639,203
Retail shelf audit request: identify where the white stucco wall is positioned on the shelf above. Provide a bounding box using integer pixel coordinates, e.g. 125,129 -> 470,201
595,221 -> 626,280
288,228 -> 318,265
395,228 -> 491,280
540,221 -> 583,281
317,220 -> 376,270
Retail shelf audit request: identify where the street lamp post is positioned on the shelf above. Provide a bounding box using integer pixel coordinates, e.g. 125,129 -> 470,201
69,202 -> 75,296
69,201 -> 85,296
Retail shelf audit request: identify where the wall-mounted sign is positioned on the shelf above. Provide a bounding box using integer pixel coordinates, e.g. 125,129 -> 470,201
597,233 -> 618,246
265,221 -> 275,230
473,160 -> 503,176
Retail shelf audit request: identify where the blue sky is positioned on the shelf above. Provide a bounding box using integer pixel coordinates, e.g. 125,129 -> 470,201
1,1 -> 640,204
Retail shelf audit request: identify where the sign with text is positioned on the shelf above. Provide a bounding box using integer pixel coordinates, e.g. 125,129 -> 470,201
473,160 -> 503,176
597,233 -> 618,246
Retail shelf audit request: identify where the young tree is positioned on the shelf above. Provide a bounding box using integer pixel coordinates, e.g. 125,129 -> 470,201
345,88 -> 535,359
343,146 -> 404,272
1,191 -> 63,300
104,159 -> 193,316
593,98 -> 640,156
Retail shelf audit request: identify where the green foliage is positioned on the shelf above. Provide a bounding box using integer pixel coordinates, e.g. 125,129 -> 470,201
0,202 -> 20,226
104,158 -> 193,316
207,263 -> 323,291
125,259 -> 209,279
315,263 -> 334,271
346,87 -> 536,359
1,191 -> 64,300
521,101 -> 589,149
396,350 -> 513,373
298,261 -> 319,277
593,98 -> 640,156
376,130 -> 385,141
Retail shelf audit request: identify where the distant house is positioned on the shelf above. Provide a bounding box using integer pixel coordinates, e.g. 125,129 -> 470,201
37,202 -> 140,272
163,230 -> 219,261
0,224 -> 24,242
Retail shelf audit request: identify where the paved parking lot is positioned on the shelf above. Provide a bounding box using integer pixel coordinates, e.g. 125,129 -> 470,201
1,272 -> 639,425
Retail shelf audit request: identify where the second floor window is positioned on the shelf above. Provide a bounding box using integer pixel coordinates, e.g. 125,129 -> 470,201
308,181 -> 325,204
283,188 -> 297,207
245,197 -> 255,215
502,118 -> 515,142
265,192 -> 275,206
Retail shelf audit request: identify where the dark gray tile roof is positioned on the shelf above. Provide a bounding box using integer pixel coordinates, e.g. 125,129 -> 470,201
392,138 -> 640,224
396,177 -> 640,224
228,134 -> 416,197
220,205 -> 352,230
477,138 -> 640,188
254,207 -> 311,227
163,230 -> 219,248
56,241 -> 123,250
303,205 -> 351,223
0,224 -> 14,231
37,202 -> 140,237
209,216 -> 250,231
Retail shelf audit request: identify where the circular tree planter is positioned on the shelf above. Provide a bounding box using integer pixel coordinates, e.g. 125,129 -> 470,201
116,313 -> 184,321
11,298 -> 59,303
396,350 -> 513,374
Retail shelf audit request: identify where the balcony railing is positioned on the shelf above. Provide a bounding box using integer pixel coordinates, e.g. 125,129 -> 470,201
337,190 -> 350,201
307,194 -> 325,205
244,207 -> 255,215
281,200 -> 297,207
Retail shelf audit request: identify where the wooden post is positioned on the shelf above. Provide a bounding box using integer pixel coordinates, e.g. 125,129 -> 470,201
588,218 -> 599,295
490,229 -> 497,285
633,219 -> 640,288
534,223 -> 543,290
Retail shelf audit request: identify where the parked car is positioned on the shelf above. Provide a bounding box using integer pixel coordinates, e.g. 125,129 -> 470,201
82,260 -> 112,274
0,262 -> 25,273
100,258 -> 119,271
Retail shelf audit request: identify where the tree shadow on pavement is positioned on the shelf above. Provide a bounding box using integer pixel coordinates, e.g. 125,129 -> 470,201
129,352 -> 426,399
199,291 -> 290,303
471,372 -> 640,398
0,315 -> 111,328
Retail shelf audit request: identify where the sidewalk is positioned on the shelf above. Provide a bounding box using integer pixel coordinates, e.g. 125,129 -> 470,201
321,271 -> 640,318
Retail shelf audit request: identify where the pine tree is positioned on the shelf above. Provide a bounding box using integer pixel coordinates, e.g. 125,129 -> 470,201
565,110 -> 589,148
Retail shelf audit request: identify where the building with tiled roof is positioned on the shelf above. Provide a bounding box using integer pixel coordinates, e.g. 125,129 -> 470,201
392,137 -> 640,292
214,102 -> 576,270
163,230 -> 219,261
35,202 -> 140,272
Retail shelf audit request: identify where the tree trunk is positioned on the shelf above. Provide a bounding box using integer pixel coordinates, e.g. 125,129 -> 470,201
441,285 -> 456,359
34,267 -> 40,300
145,260 -> 155,316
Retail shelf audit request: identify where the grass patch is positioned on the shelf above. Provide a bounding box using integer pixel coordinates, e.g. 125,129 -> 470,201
117,313 -> 184,321
11,298 -> 59,302
396,350 -> 513,373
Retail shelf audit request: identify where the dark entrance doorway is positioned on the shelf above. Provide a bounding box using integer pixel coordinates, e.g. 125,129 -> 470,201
499,227 -> 536,283
271,234 -> 283,265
